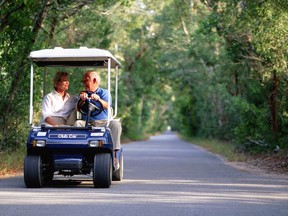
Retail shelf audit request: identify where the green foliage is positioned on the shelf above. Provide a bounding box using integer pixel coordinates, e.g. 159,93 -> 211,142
191,0 -> 288,152
171,89 -> 198,136
0,0 -> 43,150
232,98 -> 270,151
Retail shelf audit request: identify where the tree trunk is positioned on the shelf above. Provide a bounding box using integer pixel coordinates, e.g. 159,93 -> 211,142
270,71 -> 279,132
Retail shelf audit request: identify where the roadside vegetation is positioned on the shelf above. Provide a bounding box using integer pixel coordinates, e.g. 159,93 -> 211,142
1,0 -> 288,175
0,148 -> 25,177
183,136 -> 247,162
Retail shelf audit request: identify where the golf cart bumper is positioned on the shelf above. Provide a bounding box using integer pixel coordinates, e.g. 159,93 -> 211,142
54,155 -> 83,170
26,126 -> 114,170
26,125 -> 113,148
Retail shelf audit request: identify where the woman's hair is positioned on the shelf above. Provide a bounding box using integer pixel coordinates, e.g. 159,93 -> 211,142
53,72 -> 68,90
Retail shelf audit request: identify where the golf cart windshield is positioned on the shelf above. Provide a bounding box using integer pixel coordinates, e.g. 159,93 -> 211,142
28,47 -> 121,126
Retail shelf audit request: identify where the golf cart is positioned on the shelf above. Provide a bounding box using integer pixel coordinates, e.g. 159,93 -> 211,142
24,47 -> 123,188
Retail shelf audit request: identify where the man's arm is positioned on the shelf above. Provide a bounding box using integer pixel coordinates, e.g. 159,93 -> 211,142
79,91 -> 109,109
92,94 -> 109,109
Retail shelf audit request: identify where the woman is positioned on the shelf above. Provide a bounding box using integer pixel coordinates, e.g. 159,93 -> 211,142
40,71 -> 78,126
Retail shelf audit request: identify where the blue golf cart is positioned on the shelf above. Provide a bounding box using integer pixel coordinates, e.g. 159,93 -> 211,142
24,47 -> 123,188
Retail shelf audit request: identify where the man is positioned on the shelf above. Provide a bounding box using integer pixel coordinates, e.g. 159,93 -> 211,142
41,71 -> 77,126
74,70 -> 122,151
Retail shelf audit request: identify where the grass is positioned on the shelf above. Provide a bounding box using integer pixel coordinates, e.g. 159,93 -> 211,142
0,148 -> 25,177
181,135 -> 247,162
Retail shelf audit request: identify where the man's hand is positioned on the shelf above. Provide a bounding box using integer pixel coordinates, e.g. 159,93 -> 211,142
79,92 -> 88,101
91,93 -> 100,101
80,92 -> 100,101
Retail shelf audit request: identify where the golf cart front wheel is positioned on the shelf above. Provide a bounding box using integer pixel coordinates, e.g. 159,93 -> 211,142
24,155 -> 43,188
93,153 -> 112,188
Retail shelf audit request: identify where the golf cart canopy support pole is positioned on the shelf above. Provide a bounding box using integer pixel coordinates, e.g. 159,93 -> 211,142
107,58 -> 111,127
113,65 -> 119,119
29,63 -> 34,125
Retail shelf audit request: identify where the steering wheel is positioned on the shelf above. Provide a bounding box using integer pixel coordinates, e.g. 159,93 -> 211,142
77,91 -> 104,117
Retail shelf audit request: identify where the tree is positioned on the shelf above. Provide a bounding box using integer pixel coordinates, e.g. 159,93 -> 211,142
0,0 -> 51,150
197,0 -> 288,150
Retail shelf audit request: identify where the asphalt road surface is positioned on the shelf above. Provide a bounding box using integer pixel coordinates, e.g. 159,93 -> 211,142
0,132 -> 288,216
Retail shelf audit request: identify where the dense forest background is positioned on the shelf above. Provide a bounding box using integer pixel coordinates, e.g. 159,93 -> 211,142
1,0 -> 288,154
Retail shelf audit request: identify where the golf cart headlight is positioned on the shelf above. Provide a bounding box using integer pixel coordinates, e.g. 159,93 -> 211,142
89,140 -> 102,147
36,140 -> 46,147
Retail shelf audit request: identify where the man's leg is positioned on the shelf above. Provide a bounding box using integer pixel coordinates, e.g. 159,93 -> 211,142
109,120 -> 122,169
108,120 -> 122,150
90,120 -> 122,150
73,120 -> 86,127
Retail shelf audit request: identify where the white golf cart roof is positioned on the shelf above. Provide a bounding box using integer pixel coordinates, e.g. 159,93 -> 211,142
29,47 -> 121,68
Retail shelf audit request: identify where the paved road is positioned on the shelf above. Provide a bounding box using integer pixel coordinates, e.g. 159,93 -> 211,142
0,132 -> 288,216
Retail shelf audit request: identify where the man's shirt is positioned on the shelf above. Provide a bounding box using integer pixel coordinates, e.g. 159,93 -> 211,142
81,87 -> 112,121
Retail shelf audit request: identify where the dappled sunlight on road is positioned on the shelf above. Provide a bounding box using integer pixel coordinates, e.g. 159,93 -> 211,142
0,178 -> 287,206
122,178 -> 287,188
